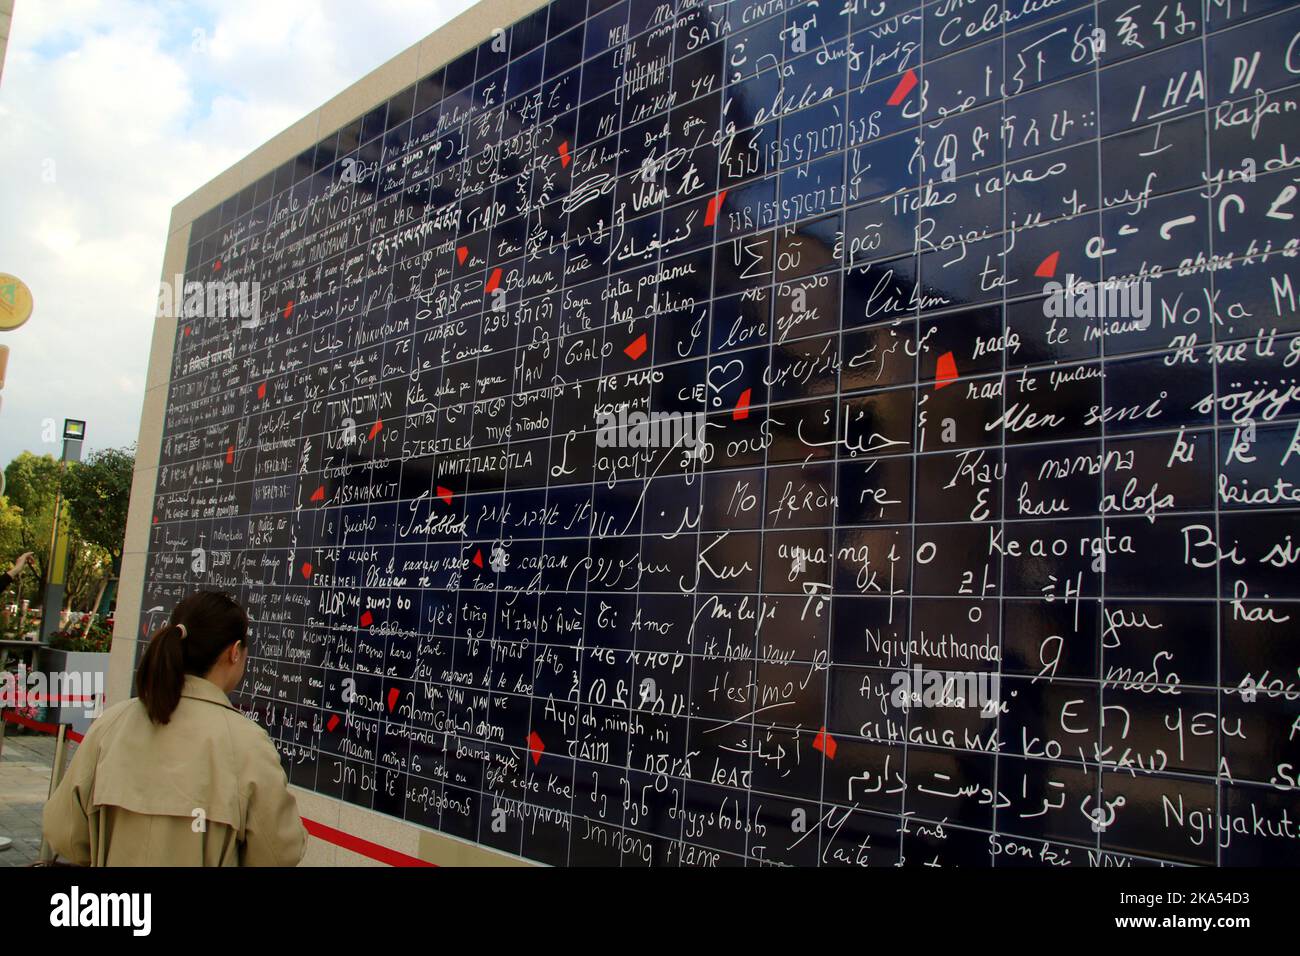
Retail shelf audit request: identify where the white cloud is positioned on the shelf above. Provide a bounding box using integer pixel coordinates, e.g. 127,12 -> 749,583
0,0 -> 474,469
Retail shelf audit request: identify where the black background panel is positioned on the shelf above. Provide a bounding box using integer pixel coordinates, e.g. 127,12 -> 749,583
148,0 -> 1300,866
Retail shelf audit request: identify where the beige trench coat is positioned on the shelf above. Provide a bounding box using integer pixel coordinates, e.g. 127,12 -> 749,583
43,674 -> 308,866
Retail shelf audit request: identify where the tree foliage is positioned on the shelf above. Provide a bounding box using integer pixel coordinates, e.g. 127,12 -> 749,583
2,451 -> 59,593
0,446 -> 136,611
64,445 -> 135,570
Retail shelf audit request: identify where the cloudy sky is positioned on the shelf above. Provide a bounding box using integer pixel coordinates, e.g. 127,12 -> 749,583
0,0 -> 476,468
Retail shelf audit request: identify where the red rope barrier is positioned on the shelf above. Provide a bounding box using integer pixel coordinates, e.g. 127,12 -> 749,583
301,817 -> 435,868
3,710 -> 84,742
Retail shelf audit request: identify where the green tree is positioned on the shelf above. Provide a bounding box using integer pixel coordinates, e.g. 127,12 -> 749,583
63,445 -> 135,614
63,446 -> 134,570
3,451 -> 62,515
2,451 -> 62,593
0,496 -> 27,605
1,446 -> 135,615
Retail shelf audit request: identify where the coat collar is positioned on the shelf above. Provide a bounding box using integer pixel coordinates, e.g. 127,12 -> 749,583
180,674 -> 237,711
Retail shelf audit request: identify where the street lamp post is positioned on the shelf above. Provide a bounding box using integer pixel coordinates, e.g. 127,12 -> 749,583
38,420 -> 86,643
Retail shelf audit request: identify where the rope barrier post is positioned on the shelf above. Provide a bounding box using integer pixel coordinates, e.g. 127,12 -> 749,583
0,645 -> 10,761
0,641 -> 46,760
0,648 -> 7,856
37,723 -> 68,863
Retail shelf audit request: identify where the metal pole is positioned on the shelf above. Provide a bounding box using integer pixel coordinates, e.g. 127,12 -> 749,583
39,458 -> 70,643
0,647 -> 8,761
37,723 -> 69,863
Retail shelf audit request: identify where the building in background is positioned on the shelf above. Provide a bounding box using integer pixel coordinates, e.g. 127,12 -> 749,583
0,1 -> 12,87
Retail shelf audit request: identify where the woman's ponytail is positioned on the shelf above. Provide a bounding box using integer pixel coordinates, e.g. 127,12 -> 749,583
135,591 -> 249,724
136,622 -> 187,724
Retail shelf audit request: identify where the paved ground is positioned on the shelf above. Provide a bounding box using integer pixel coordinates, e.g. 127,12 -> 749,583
0,731 -> 76,867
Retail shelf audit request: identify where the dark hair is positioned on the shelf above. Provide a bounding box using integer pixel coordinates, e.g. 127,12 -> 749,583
136,591 -> 249,724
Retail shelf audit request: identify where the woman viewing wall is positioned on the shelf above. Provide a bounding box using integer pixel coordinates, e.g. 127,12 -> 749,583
42,590 -> 308,866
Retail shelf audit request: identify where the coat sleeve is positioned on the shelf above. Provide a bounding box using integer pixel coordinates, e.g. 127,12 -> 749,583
42,718 -> 104,864
240,733 -> 308,866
